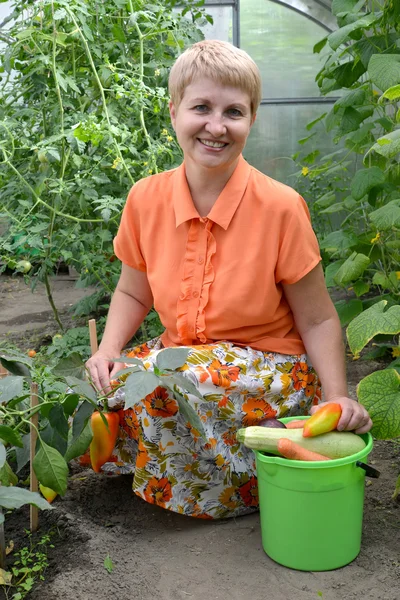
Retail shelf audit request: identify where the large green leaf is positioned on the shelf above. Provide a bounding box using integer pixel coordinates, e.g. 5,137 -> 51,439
334,298 -> 363,327
350,167 -> 386,200
124,370 -> 160,409
0,461 -> 18,486
331,0 -> 366,16
66,376 -> 97,402
357,369 -> 400,439
156,348 -> 189,372
0,425 -> 23,448
368,54 -> 400,91
0,357 -> 31,378
334,253 -> 370,286
331,60 -> 366,88
378,84 -> 400,104
52,353 -> 86,378
337,107 -> 364,135
71,400 -> 95,440
161,374 -> 203,400
347,300 -> 400,355
319,230 -> 358,252
314,191 -> 336,209
173,390 -> 206,439
0,443 -> 5,469
328,14 -> 379,51
0,376 -> 24,403
324,260 -> 345,287
64,419 -> 92,462
369,200 -> 400,230
33,440 -> 69,496
48,403 -> 69,441
365,129 -> 400,162
334,88 -> 366,112
0,486 -> 53,511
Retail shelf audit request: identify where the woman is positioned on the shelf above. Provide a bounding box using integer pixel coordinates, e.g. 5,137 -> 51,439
86,40 -> 372,519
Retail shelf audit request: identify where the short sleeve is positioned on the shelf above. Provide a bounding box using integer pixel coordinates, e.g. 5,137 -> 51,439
275,195 -> 321,284
113,184 -> 147,271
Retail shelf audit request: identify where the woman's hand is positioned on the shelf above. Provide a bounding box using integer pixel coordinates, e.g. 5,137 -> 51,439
85,349 -> 122,394
310,397 -> 372,435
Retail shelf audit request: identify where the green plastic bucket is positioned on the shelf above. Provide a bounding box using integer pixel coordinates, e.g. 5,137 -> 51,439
254,417 -> 374,571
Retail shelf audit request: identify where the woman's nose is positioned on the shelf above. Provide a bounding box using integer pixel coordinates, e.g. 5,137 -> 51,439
205,115 -> 226,137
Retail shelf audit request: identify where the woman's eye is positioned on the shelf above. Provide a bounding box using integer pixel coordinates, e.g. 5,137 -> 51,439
194,105 -> 208,112
228,108 -> 242,117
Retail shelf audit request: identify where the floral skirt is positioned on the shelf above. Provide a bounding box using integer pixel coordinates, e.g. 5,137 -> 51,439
101,338 -> 321,519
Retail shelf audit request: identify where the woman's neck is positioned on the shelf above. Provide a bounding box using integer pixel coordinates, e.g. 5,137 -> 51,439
185,160 -> 238,217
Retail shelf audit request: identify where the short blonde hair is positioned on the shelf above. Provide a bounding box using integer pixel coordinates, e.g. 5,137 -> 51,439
168,40 -> 262,116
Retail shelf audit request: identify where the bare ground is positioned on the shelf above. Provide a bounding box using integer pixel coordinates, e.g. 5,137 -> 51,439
1,274 -> 399,600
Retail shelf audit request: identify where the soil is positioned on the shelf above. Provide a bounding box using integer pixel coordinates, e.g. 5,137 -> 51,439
1,275 -> 399,600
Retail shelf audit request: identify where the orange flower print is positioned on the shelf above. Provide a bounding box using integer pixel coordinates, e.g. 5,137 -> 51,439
242,398 -> 277,426
222,427 -> 239,447
144,386 -> 178,418
207,359 -> 240,388
136,439 -> 151,469
126,343 -> 151,359
143,476 -> 173,507
118,408 -> 140,441
292,361 -> 311,391
219,486 -> 239,510
238,476 -> 259,507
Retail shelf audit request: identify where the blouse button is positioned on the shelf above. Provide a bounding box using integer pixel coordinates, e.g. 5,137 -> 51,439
193,291 -> 199,298
198,256 -> 204,264
179,293 -> 185,300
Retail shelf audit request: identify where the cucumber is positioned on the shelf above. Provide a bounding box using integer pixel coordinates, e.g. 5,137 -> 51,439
236,426 -> 366,459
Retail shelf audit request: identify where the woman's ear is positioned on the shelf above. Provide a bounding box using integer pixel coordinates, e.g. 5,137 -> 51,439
169,100 -> 176,130
250,112 -> 257,127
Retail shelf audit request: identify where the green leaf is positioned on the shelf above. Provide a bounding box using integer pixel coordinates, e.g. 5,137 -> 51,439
365,130 -> 400,162
328,14 -> 379,51
0,444 -> 5,469
369,200 -> 400,230
315,191 -> 336,209
352,280 -> 370,297
357,369 -> 400,439
305,113 -> 327,131
173,390 -> 206,439
368,54 -> 400,92
0,487 -> 53,511
64,420 -> 92,463
66,376 -> 97,402
71,400 -> 95,440
0,357 -> 31,378
334,253 -> 370,286
15,434 -> 30,472
347,300 -> 400,355
332,0 -> 365,15
40,422 -> 67,457
104,554 -> 114,573
62,393 -> 80,417
350,167 -> 386,200
33,440 -> 69,496
0,376 -> 24,403
334,298 -> 363,327
48,403 -> 69,441
378,84 -> 400,104
0,425 -> 23,448
331,60 -> 366,88
334,88 -> 366,112
112,24 -> 126,43
325,260 -> 345,287
313,37 -> 328,54
338,107 -> 364,135
52,353 -> 86,379
0,461 -> 18,486
156,348 -> 189,371
161,373 -> 203,400
124,371 -> 160,409
319,230 -> 358,252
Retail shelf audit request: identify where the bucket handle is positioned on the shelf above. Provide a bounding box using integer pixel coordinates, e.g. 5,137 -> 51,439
356,461 -> 380,478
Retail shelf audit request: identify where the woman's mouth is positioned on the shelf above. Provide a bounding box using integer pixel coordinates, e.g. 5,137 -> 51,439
198,139 -> 228,149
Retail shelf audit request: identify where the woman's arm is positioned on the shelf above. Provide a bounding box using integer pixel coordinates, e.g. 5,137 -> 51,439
282,263 -> 372,434
85,263 -> 154,393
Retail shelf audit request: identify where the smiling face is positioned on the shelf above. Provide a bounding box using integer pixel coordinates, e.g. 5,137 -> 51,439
169,77 -> 256,179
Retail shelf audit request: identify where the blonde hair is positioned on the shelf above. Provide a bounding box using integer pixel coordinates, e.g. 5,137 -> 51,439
168,40 -> 262,115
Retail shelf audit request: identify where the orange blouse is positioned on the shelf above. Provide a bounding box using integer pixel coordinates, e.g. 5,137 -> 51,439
113,155 -> 321,354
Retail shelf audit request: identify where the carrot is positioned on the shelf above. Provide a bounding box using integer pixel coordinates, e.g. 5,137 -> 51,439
277,438 -> 331,461
285,420 -> 308,429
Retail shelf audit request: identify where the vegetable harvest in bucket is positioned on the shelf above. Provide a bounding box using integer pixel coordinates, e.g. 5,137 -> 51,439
90,411 -> 120,472
236,427 -> 366,459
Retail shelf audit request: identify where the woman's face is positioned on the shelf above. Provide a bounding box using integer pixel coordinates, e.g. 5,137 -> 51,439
169,77 -> 256,176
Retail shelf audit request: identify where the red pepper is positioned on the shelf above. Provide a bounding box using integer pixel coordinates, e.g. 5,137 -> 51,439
303,403 -> 342,438
90,411 -> 120,473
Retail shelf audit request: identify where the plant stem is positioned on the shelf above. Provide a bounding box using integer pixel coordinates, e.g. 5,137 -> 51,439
43,270 -> 64,331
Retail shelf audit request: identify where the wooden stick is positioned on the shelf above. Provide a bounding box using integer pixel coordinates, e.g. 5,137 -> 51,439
0,364 -> 7,567
88,319 -> 98,355
30,382 -> 39,532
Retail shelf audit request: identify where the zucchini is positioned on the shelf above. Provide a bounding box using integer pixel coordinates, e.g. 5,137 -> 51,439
236,426 -> 365,459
